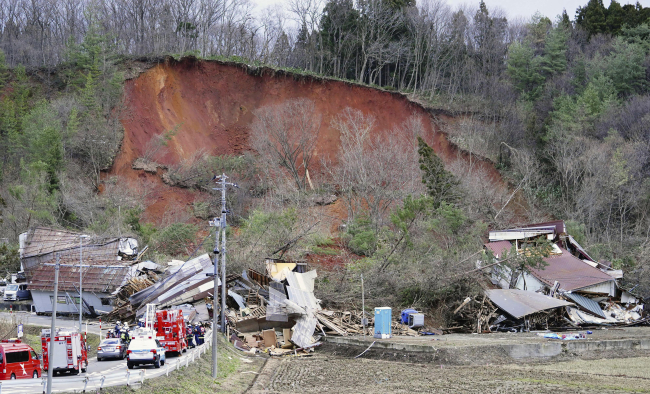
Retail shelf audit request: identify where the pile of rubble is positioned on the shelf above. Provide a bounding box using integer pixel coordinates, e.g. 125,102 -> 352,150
224,259 -> 372,354
449,221 -> 649,333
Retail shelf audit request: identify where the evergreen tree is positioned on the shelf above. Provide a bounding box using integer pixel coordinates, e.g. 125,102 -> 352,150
559,9 -> 572,31
506,41 -> 544,101
606,0 -> 626,35
540,27 -> 568,77
576,0 -> 608,37
417,137 -> 458,208
0,50 -> 8,90
21,101 -> 64,191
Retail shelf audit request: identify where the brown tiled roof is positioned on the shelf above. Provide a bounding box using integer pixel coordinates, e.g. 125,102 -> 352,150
26,260 -> 131,293
22,227 -> 95,258
484,241 -> 513,258
529,248 -> 614,292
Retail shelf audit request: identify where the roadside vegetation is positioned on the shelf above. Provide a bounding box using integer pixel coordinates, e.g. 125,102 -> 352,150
0,0 -> 649,324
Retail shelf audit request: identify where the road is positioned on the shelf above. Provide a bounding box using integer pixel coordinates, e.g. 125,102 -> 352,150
0,333 -> 212,393
0,311 -> 103,335
0,312 -> 210,394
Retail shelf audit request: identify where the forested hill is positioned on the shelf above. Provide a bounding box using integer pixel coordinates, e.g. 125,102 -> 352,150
1,0 -> 650,306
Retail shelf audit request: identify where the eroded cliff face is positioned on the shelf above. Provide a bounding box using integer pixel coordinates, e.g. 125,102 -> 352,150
110,58 -> 504,224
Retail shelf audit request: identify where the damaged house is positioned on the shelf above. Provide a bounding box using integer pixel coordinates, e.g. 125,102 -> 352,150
481,221 -> 645,328
19,227 -> 140,315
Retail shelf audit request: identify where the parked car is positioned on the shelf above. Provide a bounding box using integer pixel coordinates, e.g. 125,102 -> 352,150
97,338 -> 126,361
4,284 -> 30,301
4,284 -> 20,301
126,334 -> 165,369
0,339 -> 42,380
16,285 -> 31,301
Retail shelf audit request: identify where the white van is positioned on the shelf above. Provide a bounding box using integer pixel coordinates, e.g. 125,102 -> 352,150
3,284 -> 26,301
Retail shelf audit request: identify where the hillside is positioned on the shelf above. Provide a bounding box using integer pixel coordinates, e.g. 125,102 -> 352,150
2,0 -> 650,312
112,57 -> 509,226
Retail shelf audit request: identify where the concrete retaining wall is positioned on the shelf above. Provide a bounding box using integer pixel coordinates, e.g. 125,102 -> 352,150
323,336 -> 650,364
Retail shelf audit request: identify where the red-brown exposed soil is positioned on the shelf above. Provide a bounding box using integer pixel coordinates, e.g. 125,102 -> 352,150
110,57 -> 508,225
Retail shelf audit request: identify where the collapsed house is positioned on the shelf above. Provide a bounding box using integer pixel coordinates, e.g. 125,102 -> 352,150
107,253 -> 216,323
19,227 -> 145,315
475,220 -> 647,331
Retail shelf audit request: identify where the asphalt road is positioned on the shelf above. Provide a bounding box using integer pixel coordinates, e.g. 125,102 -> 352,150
0,311 -> 103,335
0,311 -> 212,393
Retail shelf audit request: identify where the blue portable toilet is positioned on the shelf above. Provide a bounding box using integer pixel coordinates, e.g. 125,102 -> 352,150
401,309 -> 417,324
374,307 -> 392,339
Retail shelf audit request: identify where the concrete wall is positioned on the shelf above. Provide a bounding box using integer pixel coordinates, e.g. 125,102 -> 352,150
32,290 -> 113,314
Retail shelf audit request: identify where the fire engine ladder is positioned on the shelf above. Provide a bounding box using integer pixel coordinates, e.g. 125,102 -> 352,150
145,304 -> 156,331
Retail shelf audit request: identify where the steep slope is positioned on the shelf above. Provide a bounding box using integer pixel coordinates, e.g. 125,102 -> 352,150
110,57 -> 506,224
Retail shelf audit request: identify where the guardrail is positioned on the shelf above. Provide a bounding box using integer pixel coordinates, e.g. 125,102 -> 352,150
0,331 -> 213,394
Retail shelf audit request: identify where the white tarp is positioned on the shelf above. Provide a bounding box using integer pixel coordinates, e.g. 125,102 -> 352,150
118,238 -> 139,256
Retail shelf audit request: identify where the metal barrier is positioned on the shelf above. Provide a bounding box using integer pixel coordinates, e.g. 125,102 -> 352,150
0,331 -> 213,393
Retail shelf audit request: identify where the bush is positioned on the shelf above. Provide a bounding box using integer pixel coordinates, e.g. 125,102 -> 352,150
344,216 -> 377,256
152,223 -> 197,258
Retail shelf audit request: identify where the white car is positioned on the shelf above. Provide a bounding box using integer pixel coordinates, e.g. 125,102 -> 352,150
3,284 -> 19,301
126,337 -> 166,369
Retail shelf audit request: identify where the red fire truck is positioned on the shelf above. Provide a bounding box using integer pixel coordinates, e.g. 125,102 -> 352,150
0,339 -> 42,380
154,309 -> 187,355
41,328 -> 88,375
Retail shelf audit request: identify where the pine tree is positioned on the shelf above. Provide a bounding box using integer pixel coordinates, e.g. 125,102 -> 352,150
0,50 -> 8,90
576,0 -> 608,37
417,137 -> 458,208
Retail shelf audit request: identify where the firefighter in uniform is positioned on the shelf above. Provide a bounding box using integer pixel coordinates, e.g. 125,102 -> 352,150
198,325 -> 205,345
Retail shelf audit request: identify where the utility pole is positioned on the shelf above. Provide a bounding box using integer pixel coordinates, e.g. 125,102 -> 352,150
361,274 -> 367,336
209,173 -> 238,379
208,215 -> 220,380
47,255 -> 60,394
78,234 -> 89,332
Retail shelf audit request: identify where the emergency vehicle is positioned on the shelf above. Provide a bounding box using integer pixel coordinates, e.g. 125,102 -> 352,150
0,339 -> 41,380
41,328 -> 88,375
126,327 -> 166,369
153,309 -> 187,355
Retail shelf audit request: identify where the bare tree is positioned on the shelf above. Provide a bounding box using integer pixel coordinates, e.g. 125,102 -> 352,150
250,98 -> 321,191
330,108 -> 422,227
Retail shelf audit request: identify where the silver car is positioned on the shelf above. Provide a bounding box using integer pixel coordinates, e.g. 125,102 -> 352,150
97,339 -> 126,361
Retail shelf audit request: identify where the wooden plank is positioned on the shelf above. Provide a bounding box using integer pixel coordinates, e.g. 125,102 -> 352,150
316,313 -> 348,336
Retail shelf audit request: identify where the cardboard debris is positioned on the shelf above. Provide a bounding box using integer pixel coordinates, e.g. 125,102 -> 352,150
262,329 -> 277,348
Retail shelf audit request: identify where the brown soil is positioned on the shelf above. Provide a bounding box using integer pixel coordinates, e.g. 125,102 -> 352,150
110,57 -> 511,225
252,353 -> 650,394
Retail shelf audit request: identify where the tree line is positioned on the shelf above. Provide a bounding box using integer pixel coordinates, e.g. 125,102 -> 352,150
1,0 -> 650,299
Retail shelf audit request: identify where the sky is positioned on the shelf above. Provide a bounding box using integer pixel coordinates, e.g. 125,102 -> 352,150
251,0 -> 650,22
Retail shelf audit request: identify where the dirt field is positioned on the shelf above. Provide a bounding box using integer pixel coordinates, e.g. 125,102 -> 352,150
255,354 -> 650,393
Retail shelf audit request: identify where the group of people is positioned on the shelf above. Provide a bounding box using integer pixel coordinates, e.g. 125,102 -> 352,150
106,320 -> 131,345
186,323 -> 205,348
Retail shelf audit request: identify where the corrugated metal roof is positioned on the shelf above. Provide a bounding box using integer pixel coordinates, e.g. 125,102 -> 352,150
488,221 -> 566,242
529,247 -> 615,292
485,289 -> 573,319
567,235 -> 596,262
564,292 -> 605,318
26,260 -> 131,293
484,241 -> 513,258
